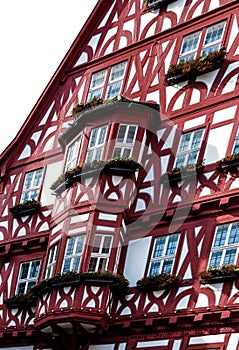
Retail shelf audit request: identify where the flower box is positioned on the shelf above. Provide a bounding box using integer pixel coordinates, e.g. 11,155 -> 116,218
104,158 -> 140,176
165,47 -> 227,85
51,158 -> 141,194
161,162 -> 204,185
216,153 -> 239,172
71,97 -> 104,117
10,199 -> 41,218
4,293 -> 38,309
136,273 -> 181,292
199,264 -> 239,284
30,271 -> 129,301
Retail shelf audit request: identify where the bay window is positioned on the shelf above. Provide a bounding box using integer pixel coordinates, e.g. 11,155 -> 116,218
88,234 -> 113,272
113,124 -> 138,158
62,235 -> 86,273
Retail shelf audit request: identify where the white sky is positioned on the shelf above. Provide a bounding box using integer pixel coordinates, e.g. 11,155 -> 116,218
0,0 -> 99,154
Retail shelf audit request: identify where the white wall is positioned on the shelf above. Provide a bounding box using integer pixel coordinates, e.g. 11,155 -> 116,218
123,236 -> 152,286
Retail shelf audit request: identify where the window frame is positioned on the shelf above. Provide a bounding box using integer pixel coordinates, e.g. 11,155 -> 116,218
148,234 -> 179,276
178,21 -> 226,63
208,222 -> 239,268
86,124 -> 108,163
62,235 -> 86,274
16,259 -> 41,295
174,128 -> 204,168
88,234 -> 114,272
113,123 -> 138,158
45,245 -> 59,279
87,61 -> 127,102
20,169 -> 43,203
65,137 -> 81,171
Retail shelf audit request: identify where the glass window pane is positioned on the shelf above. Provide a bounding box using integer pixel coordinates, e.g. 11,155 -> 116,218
106,82 -> 122,99
98,258 -> 107,271
214,225 -> 228,247
29,261 -> 40,278
209,251 -> 222,267
89,257 -> 97,272
162,259 -> 173,273
102,236 -> 112,254
72,257 -> 81,272
149,261 -> 161,276
91,70 -> 106,88
126,126 -> 137,143
166,235 -> 179,255
66,237 -> 75,256
98,126 -> 107,145
178,134 -> 191,153
117,125 -> 127,143
229,223 -> 239,245
153,238 -> 166,258
223,249 -> 236,265
122,148 -> 131,158
92,235 -> 101,253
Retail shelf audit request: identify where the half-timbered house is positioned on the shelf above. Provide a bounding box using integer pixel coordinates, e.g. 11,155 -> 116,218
1,0 -> 239,349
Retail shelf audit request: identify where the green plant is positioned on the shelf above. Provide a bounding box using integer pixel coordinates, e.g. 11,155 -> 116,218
10,199 -> 41,215
137,273 -> 181,290
29,270 -> 130,300
165,47 -> 227,85
71,97 -> 104,116
199,264 -> 239,280
216,153 -> 239,171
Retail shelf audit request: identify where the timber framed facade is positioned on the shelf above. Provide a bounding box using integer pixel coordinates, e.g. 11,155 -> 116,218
1,0 -> 239,349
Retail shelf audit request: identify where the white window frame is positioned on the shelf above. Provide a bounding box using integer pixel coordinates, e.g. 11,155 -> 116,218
45,245 -> 58,279
174,128 -> 204,168
16,260 -> 41,295
62,235 -> 86,273
201,21 -> 226,57
113,124 -> 138,158
20,169 -> 43,203
86,125 -> 108,163
87,61 -> 127,102
65,138 -> 81,171
87,69 -> 107,102
209,222 -> 239,268
89,234 -> 113,272
105,62 -> 127,100
178,21 -> 226,63
148,234 -> 179,276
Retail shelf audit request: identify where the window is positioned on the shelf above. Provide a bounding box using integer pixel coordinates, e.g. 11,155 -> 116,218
62,235 -> 86,273
113,124 -> 138,158
178,21 -> 225,63
149,234 -> 179,276
86,125 -> 107,163
65,138 -> 81,171
87,61 -> 127,101
209,222 -> 239,268
174,129 -> 204,168
20,169 -> 43,202
89,234 -> 113,272
16,260 -> 41,295
232,126 -> 239,154
45,245 -> 58,279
